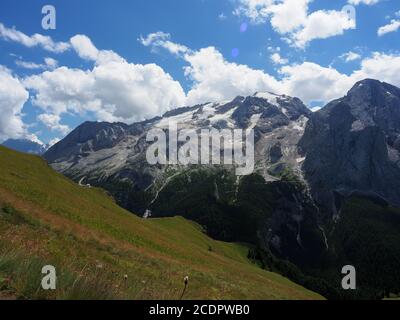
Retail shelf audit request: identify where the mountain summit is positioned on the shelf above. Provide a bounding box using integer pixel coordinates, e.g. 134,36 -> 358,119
300,79 -> 400,215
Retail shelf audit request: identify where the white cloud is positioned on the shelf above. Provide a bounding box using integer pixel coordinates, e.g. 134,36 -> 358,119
280,62 -> 354,104
25,32 -> 400,127
348,0 -> 380,5
0,66 -> 29,141
351,52 -> 400,86
26,133 -> 44,145
233,0 -> 275,24
280,52 -> 400,104
270,52 -> 288,64
218,13 -> 227,20
15,60 -> 45,70
70,35 -> 99,61
141,32 -> 400,107
183,47 -> 281,105
24,35 -> 186,123
139,32 -> 189,56
139,32 -> 282,104
266,0 -> 309,34
340,51 -> 362,62
37,113 -> 70,135
377,20 -> 400,36
292,10 -> 355,48
0,22 -> 70,53
233,0 -> 355,48
15,57 -> 58,70
44,57 -> 58,69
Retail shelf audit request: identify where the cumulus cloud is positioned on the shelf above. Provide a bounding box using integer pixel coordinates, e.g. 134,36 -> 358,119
15,57 -> 58,70
139,32 -> 281,104
139,32 -> 190,56
281,52 -> 400,104
377,20 -> 400,36
280,62 -> 354,104
340,51 -> 362,62
0,22 -> 70,53
24,35 -> 186,123
44,57 -> 58,69
0,66 -> 29,141
183,47 -> 281,105
37,113 -> 70,135
351,52 -> 400,86
70,35 -> 99,61
270,52 -> 288,64
291,10 -> 355,48
25,133 -> 44,145
233,0 -> 275,24
265,0 -> 309,34
142,32 -> 400,106
233,0 -> 355,48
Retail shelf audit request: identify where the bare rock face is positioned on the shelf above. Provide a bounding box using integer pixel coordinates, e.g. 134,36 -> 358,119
299,79 -> 400,216
44,121 -> 129,165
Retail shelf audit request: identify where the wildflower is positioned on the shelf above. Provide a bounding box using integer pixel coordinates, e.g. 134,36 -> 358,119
180,276 -> 189,300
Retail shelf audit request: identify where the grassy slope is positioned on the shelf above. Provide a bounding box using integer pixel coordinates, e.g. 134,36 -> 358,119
0,146 -> 322,300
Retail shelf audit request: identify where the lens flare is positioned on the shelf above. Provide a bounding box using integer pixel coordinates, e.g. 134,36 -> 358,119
231,48 -> 239,57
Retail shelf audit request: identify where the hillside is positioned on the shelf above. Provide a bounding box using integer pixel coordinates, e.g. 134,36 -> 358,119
0,146 -> 321,300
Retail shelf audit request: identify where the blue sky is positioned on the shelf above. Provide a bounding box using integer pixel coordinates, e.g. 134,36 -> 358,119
0,0 -> 399,145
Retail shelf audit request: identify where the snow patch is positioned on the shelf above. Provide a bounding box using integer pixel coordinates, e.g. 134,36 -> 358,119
351,119 -> 365,132
248,113 -> 262,129
208,106 -> 238,127
156,109 -> 196,128
254,92 -> 280,106
296,157 -> 305,163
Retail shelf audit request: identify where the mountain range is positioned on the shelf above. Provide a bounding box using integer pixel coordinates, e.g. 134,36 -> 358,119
41,78 -> 400,299
1,139 -> 48,155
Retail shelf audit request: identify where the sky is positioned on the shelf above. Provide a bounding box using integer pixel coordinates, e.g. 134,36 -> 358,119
0,0 -> 399,145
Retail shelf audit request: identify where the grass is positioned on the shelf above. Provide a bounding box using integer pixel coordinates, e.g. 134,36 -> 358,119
0,146 -> 322,300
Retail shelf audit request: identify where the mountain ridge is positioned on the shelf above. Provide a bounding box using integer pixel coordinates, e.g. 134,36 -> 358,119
42,78 -> 400,298
2,138 -> 48,155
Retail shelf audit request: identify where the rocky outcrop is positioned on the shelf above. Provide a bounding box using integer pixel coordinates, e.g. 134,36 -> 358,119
299,79 -> 400,215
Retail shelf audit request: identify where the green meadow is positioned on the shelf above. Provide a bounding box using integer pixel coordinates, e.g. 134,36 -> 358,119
0,146 -> 322,300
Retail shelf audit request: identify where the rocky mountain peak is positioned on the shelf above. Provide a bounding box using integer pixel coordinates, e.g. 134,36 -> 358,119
347,78 -> 400,98
300,78 -> 400,214
45,121 -> 128,163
